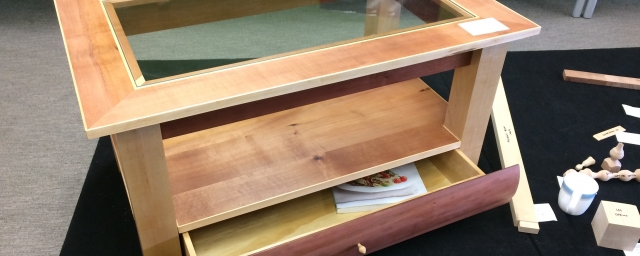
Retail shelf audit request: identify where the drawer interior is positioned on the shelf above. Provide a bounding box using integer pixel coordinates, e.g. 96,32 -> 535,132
183,149 -> 483,256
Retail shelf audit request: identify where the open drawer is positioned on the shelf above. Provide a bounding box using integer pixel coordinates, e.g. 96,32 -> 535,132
181,150 -> 520,256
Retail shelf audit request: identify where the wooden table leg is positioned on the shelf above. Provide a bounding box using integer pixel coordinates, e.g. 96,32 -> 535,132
444,44 -> 508,164
364,0 -> 401,36
111,125 -> 181,256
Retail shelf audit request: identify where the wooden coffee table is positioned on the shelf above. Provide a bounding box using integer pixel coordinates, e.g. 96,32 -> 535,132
55,0 -> 539,255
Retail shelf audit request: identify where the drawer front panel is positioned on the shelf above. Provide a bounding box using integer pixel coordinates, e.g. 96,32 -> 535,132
253,165 -> 519,256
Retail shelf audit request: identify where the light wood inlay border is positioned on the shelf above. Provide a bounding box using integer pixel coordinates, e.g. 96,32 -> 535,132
103,2 -> 145,86
55,0 -> 135,129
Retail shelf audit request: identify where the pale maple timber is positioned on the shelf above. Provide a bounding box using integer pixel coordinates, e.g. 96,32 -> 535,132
111,125 -> 180,255
592,201 -> 640,251
445,44 -> 509,164
491,77 -> 538,234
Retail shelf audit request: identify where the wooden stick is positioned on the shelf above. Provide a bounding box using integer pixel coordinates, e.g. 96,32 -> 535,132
491,77 -> 539,234
575,156 -> 595,170
563,70 -> 640,91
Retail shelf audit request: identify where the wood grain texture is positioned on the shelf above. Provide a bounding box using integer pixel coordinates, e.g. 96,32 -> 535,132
592,201 -> 640,251
491,77 -> 538,233
185,150 -> 481,256
444,44 -> 509,163
253,165 -> 520,256
59,0 -> 540,139
164,79 -> 460,232
115,0 -> 321,35
160,52 -> 472,139
518,221 -> 540,234
430,146 -> 484,182
111,125 -> 180,255
104,2 -> 144,86
54,0 -> 134,129
563,69 -> 640,90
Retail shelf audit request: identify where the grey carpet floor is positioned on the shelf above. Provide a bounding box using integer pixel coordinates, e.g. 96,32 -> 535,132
0,0 -> 638,255
0,1 -> 97,255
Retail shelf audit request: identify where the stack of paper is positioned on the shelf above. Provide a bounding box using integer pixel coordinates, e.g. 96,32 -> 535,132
333,163 -> 427,213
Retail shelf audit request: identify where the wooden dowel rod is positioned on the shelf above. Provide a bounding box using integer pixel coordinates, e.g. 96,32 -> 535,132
563,69 -> 640,90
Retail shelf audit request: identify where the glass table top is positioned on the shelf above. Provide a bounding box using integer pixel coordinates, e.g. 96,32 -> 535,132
105,0 -> 471,86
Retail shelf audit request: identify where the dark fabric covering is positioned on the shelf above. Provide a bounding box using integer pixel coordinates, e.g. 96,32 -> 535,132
59,137 -> 142,255
61,48 -> 640,255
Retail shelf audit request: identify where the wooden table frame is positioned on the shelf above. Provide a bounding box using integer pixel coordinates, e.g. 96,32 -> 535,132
55,0 -> 539,254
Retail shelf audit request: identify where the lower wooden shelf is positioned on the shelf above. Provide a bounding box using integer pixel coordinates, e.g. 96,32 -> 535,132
183,149 -> 502,256
163,79 -> 460,232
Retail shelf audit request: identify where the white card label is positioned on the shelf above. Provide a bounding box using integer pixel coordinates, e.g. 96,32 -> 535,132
617,132 -> 640,146
624,243 -> 640,256
623,104 -> 640,119
593,126 -> 625,141
534,203 -> 557,222
458,18 -> 509,36
557,176 -> 564,188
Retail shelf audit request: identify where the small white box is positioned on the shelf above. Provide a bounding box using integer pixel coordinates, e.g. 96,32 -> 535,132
592,201 -> 640,251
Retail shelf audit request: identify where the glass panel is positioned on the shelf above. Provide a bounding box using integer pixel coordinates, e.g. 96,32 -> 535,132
107,0 -> 470,85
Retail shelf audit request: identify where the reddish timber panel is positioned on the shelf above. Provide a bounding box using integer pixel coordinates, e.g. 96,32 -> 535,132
253,165 -> 520,256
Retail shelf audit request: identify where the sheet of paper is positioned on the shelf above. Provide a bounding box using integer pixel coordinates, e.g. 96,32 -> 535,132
617,132 -> 640,146
458,18 -> 509,36
624,243 -> 640,256
623,104 -> 640,118
557,176 -> 563,188
593,126 -> 625,141
534,203 -> 557,222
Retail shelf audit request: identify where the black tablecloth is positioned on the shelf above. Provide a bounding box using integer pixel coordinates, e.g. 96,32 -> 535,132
61,48 -> 640,256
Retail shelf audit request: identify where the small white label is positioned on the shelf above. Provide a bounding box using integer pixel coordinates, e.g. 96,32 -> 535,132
593,126 -> 625,141
534,203 -> 557,222
623,104 -> 640,119
617,132 -> 640,146
458,18 -> 509,36
624,243 -> 640,256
